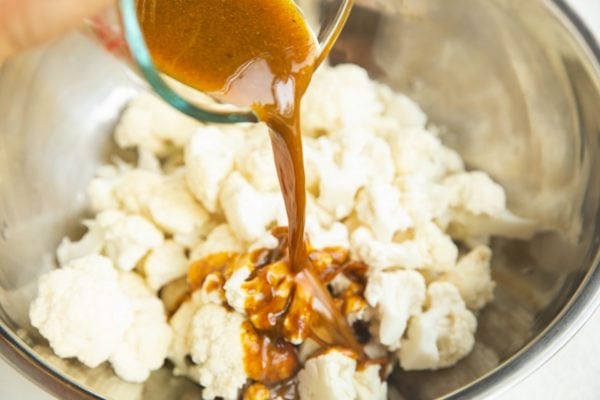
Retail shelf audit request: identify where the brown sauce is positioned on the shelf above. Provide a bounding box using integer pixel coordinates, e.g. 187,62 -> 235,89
137,0 -> 373,395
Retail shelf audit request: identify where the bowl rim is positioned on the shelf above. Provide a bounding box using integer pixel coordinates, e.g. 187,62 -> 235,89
1,0 -> 599,399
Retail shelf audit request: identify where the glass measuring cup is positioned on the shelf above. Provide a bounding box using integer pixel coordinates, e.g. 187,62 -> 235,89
88,0 -> 353,123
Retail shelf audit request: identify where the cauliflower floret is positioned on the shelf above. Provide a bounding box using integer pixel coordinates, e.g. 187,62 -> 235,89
114,93 -> 198,156
185,127 -> 237,213
351,227 -> 423,271
96,210 -> 164,271
389,127 -> 464,182
109,273 -> 172,383
297,350 -> 387,400
354,364 -> 387,400
306,140 -> 362,219
235,129 -> 279,192
146,173 -> 211,240
441,245 -> 495,310
365,270 -> 426,350
329,128 -> 395,184
29,255 -> 133,368
397,175 -> 450,225
442,171 -> 538,239
219,172 -> 285,242
399,282 -> 477,370
143,240 -> 189,291
307,219 -> 350,249
376,84 -> 427,129
248,231 -> 279,251
113,169 -> 163,215
190,224 -> 245,261
189,304 -> 248,400
443,171 -> 506,216
56,222 -> 104,266
298,351 -> 357,400
168,298 -> 201,374
87,165 -> 122,212
302,64 -> 383,136
310,130 -> 394,219
355,181 -> 413,242
416,222 -> 458,272
224,264 -> 253,315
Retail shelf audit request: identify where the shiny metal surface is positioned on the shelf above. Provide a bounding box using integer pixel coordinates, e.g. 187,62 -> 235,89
0,0 -> 599,399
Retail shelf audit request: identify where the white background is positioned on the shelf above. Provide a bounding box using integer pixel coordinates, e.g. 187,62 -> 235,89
1,0 -> 599,399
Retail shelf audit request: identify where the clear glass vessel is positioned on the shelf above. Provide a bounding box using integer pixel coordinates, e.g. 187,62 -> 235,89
87,0 -> 352,124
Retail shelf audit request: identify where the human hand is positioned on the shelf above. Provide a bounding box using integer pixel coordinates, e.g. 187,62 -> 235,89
0,0 -> 113,61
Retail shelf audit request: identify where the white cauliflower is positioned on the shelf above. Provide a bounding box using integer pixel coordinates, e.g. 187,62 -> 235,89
29,255 -> 133,368
397,175 -> 450,225
302,64 -> 383,136
189,304 -> 248,400
309,130 -> 394,219
219,172 -> 285,242
298,350 -> 357,400
442,245 -> 495,310
442,171 -> 538,239
113,169 -> 163,215
355,181 -> 413,242
224,264 -> 253,315
352,222 -> 456,273
415,222 -> 458,272
389,127 -> 464,182
297,350 -> 387,400
87,165 -> 122,212
143,240 -> 189,291
234,129 -> 279,192
354,364 -> 387,400
190,224 -> 245,261
114,92 -> 198,156
365,270 -> 426,350
248,231 -> 279,251
168,298 -> 201,374
399,282 -> 477,370
306,219 -> 350,249
109,273 -> 172,383
376,84 -> 427,129
305,138 -> 363,219
351,227 -> 423,271
444,171 -> 506,216
185,126 -> 237,213
57,210 -> 164,271
96,210 -> 164,271
56,222 -> 104,266
146,173 -> 211,240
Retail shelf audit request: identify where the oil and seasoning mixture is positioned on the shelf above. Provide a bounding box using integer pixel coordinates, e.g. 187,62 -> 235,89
137,0 -> 365,394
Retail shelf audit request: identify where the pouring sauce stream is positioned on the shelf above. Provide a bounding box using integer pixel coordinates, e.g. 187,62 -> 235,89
137,0 -> 361,381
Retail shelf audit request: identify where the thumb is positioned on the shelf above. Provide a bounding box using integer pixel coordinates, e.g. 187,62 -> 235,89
0,0 -> 114,60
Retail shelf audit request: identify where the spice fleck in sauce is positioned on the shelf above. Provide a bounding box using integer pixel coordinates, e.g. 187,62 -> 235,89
137,0 -> 366,394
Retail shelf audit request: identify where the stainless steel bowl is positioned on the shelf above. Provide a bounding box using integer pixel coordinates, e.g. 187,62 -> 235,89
0,0 -> 598,399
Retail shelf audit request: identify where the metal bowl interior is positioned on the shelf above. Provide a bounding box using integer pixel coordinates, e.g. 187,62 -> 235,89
0,0 -> 599,399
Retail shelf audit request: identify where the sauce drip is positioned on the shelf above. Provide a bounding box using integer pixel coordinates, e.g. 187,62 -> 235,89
137,0 -> 317,275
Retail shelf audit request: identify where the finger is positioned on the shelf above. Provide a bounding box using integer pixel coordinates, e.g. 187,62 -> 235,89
0,0 -> 114,60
